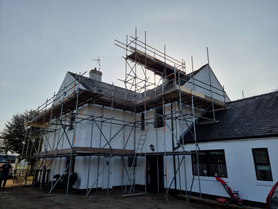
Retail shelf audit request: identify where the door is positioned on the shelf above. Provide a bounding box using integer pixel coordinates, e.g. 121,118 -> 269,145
146,155 -> 164,193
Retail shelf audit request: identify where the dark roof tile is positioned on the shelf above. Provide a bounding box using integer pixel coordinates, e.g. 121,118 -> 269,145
183,91 -> 278,143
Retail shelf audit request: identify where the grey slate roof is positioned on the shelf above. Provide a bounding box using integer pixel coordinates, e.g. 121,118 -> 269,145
68,64 -> 208,105
75,64 -> 206,92
69,72 -> 138,101
183,91 -> 278,143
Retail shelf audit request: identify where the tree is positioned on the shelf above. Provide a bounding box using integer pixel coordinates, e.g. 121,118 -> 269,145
0,110 -> 41,167
0,137 -> 10,153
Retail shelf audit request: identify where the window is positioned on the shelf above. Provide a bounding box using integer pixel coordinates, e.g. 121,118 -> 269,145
68,112 -> 75,131
192,150 -> 227,178
0,155 -> 16,163
128,157 -> 137,167
141,112 -> 145,131
0,155 -> 7,163
252,148 -> 273,181
155,106 -> 164,128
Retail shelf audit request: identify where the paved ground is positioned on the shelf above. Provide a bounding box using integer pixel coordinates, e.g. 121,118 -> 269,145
0,180 -> 261,209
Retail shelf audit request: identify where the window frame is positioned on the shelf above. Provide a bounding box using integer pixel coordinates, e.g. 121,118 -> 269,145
141,112 -> 145,131
155,106 -> 164,128
191,149 -> 228,178
0,155 -> 16,163
68,111 -> 76,131
128,157 -> 137,167
252,148 -> 273,181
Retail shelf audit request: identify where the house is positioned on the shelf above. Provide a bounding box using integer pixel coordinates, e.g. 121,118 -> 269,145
26,38 -> 277,205
180,91 -> 278,204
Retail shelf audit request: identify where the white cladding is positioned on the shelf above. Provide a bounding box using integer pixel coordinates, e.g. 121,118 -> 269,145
184,65 -> 230,103
53,72 -> 86,106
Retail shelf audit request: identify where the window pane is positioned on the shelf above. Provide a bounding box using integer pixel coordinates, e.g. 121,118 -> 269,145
210,163 -> 227,177
155,106 -> 164,128
256,168 -> 272,181
252,148 -> 273,181
193,163 -> 207,176
256,165 -> 271,171
209,151 -> 225,163
209,164 -> 218,176
0,155 -> 15,163
191,149 -> 227,178
7,156 -> 16,163
198,152 -> 206,163
141,113 -> 145,131
200,164 -> 208,176
0,156 -> 5,163
254,150 -> 269,164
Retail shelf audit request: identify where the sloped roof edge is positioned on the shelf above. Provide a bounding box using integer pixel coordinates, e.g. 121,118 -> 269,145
183,90 -> 278,143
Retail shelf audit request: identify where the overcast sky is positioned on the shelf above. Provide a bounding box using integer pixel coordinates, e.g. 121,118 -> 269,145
0,0 -> 277,132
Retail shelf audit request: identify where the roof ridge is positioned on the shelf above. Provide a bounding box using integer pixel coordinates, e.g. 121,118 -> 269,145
186,63 -> 209,76
229,90 -> 278,104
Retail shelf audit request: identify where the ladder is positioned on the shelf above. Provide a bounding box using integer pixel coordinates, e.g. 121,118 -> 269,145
124,128 -> 148,194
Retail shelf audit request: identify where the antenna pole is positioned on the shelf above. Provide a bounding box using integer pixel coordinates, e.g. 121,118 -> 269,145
92,57 -> 101,71
206,47 -> 210,65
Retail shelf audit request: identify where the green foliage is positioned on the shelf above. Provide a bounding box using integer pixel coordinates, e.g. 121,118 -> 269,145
0,110 -> 41,166
0,138 -> 6,153
0,138 -> 9,153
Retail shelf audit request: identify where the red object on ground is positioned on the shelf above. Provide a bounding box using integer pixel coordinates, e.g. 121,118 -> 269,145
215,177 -> 243,206
216,198 -> 227,203
266,181 -> 278,209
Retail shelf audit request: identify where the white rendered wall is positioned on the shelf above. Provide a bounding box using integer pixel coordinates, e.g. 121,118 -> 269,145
43,99 -> 204,189
44,101 -> 201,153
43,105 -> 136,152
46,157 -> 67,182
165,137 -> 278,203
183,65 -> 230,103
141,103 -> 204,154
53,72 -> 86,105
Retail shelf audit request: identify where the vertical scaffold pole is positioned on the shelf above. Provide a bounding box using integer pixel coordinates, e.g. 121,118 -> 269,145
206,47 -> 216,121
51,87 -> 65,189
132,105 -> 136,193
162,44 -> 168,199
96,106 -> 104,191
124,35 -> 128,100
144,31 -> 147,195
122,110 -> 126,190
171,102 -> 177,192
144,100 -> 147,194
86,98 -> 95,194
40,92 -> 55,190
66,74 -> 80,199
163,96 -> 167,199
190,60 -> 202,199
107,83 -> 115,195
155,102 -> 159,193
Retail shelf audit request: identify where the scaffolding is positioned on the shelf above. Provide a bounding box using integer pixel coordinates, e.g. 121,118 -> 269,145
24,30 -> 228,201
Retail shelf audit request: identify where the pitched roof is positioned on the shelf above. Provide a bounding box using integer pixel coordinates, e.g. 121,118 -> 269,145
70,64 -> 208,99
66,64 -> 226,114
183,91 -> 278,143
68,72 -> 138,101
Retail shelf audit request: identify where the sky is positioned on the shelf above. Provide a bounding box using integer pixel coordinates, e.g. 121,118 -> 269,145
0,0 -> 277,132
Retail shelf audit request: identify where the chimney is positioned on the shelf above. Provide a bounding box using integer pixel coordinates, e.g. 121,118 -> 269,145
89,68 -> 102,81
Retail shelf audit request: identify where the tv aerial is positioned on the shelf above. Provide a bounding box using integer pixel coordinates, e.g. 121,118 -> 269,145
92,57 -> 100,71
